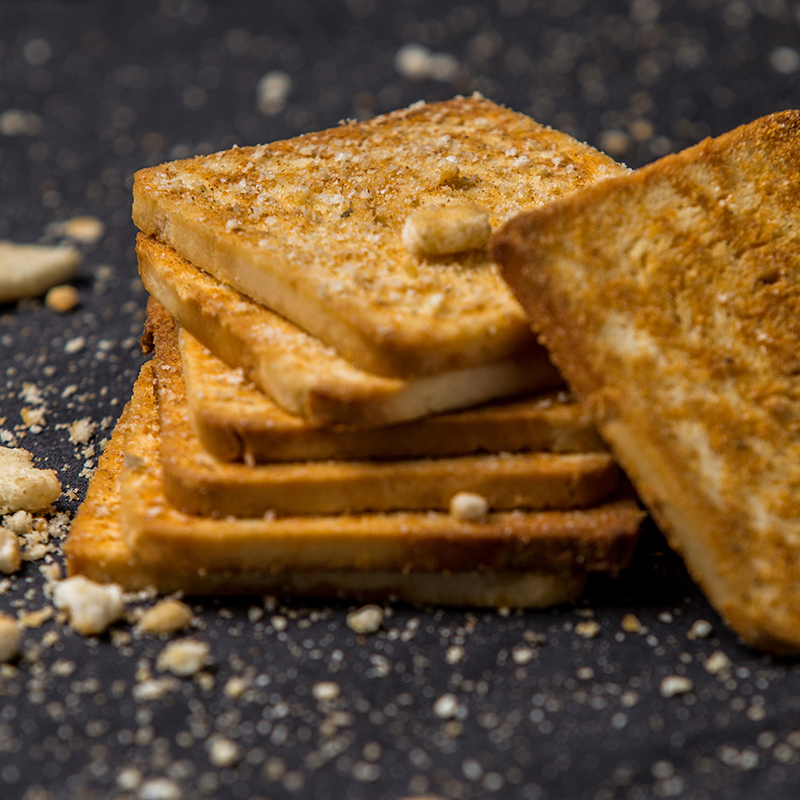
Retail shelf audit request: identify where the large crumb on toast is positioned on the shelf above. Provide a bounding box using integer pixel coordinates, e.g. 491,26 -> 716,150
133,95 -> 626,377
494,110 -> 800,653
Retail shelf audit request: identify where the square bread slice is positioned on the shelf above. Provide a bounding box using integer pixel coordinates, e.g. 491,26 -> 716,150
179,326 -> 605,463
138,233 -> 562,426
494,110 -> 800,653
64,370 -> 634,606
116,362 -> 642,578
149,304 -> 619,517
133,95 -> 626,377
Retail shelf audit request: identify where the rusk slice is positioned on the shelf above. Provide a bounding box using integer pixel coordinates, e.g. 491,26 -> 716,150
138,234 -> 561,426
181,327 -> 604,462
494,110 -> 800,653
119,363 -> 641,578
133,96 -> 626,377
150,307 -> 619,517
64,380 -> 590,605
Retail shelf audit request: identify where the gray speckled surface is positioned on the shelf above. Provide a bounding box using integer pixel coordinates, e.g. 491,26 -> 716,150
2,1 -> 800,798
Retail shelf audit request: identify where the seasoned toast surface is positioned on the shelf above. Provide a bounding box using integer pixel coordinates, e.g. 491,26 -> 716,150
64,381 -> 588,606
494,110 -> 800,652
181,325 -> 604,462
120,362 -> 642,574
149,304 -> 619,516
133,96 -> 626,376
139,235 -> 561,426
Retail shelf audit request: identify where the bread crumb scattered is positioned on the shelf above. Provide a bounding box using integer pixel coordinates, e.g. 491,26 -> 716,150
621,613 -> 644,633
704,650 -> 732,675
449,491 -> 489,521
312,681 -> 341,702
52,576 -> 124,635
0,447 -> 61,513
402,201 -> 491,258
575,620 -> 601,638
46,215 -> 105,245
0,240 -> 81,303
687,619 -> 713,640
346,604 -> 384,635
69,417 -> 97,446
156,638 -> 211,676
432,693 -> 460,719
138,598 -> 194,635
0,527 -> 21,574
19,606 -> 53,629
45,284 -> 79,313
0,614 -> 22,662
209,737 -> 240,768
660,675 -> 694,698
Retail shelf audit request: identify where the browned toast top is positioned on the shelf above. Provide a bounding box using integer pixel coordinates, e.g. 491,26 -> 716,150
493,110 -> 800,652
133,96 -> 626,376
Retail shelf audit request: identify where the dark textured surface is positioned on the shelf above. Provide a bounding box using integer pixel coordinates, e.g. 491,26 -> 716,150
2,2 -> 800,798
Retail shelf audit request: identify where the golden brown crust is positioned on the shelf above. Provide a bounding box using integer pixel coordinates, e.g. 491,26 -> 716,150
494,110 -> 800,653
148,303 -> 619,517
133,96 -> 626,377
64,365 -> 591,605
115,362 -> 641,576
138,233 -> 562,427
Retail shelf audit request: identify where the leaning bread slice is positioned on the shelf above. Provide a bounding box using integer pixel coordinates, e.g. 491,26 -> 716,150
150,306 -> 618,516
133,96 -> 626,377
494,110 -> 800,653
119,362 -> 641,577
139,235 -> 561,427
65,368 -> 635,606
181,328 -> 604,462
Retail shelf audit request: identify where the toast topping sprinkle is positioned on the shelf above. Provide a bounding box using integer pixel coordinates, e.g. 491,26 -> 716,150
401,201 -> 491,258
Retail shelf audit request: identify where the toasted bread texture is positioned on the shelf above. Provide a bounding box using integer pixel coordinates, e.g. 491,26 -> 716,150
149,303 -> 619,516
118,362 -> 641,576
133,96 -> 626,377
494,110 -> 800,653
64,366 -> 589,606
138,234 -> 562,426
180,324 -> 604,462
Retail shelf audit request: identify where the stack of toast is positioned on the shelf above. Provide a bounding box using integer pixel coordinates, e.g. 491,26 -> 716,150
65,96 -> 643,607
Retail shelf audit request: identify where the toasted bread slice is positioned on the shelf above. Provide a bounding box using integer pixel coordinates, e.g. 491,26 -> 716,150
133,96 -> 626,377
149,305 -> 619,516
181,327 -> 604,462
65,374 -> 609,606
138,235 -> 562,426
494,110 -> 800,653
118,362 -> 641,576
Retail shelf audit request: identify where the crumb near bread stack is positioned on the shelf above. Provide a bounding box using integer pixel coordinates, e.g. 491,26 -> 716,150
493,110 -> 800,653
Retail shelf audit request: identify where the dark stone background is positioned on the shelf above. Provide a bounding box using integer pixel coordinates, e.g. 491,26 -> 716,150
1,1 -> 800,798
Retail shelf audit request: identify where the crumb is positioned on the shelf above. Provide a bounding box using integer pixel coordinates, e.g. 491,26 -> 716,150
209,737 -> 240,768
312,681 -> 341,702
45,284 -> 79,313
137,598 -> 194,635
0,240 -> 81,304
18,607 -> 53,628
659,675 -> 694,698
0,614 -> 21,662
621,613 -> 644,633
432,693 -> 460,719
0,446 -> 61,513
0,527 -> 21,574
156,638 -> 211,676
402,201 -> 491,258
46,216 -> 105,245
69,417 -> 97,445
704,650 -> 732,675
575,620 -> 601,638
346,605 -> 384,635
449,491 -> 489,521
52,576 -> 124,635
687,619 -> 713,640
